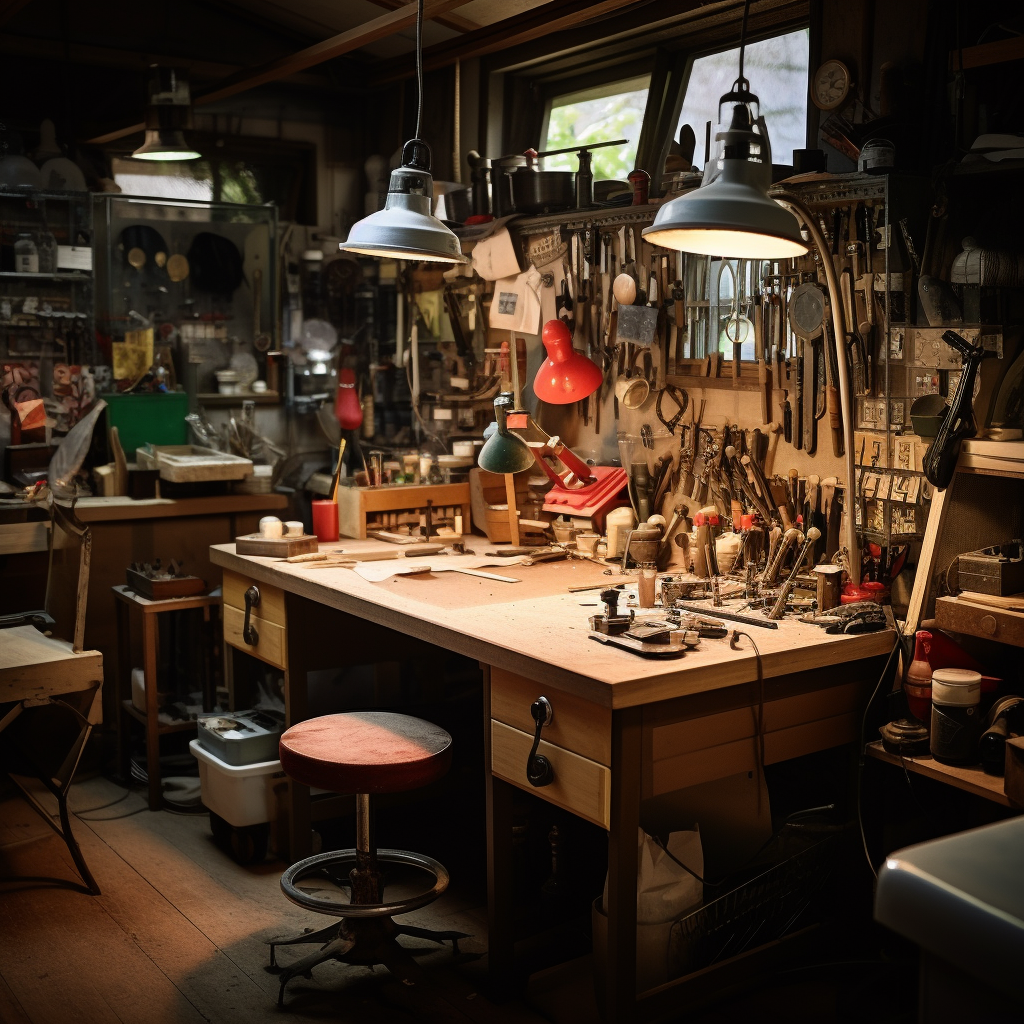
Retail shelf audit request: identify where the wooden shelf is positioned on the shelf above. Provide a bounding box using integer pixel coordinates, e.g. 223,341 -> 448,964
197,391 -> 281,406
934,595 -> 1024,648
121,700 -> 198,735
0,270 -> 91,280
866,741 -> 1010,806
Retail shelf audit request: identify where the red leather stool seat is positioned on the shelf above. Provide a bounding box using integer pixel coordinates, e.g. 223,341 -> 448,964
279,712 -> 452,794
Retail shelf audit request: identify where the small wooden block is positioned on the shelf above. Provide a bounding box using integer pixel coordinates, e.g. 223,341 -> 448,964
235,533 -> 319,557
1005,737 -> 1024,808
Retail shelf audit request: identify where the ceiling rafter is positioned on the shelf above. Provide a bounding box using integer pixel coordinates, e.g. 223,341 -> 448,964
368,0 -> 656,84
363,0 -> 480,35
87,0 -> 476,145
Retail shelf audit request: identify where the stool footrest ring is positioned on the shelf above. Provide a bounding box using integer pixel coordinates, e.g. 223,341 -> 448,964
281,847 -> 449,919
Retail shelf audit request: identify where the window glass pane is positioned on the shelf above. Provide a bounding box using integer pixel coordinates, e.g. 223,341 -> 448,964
113,158 -> 214,201
543,76 -> 649,180
677,29 -> 809,167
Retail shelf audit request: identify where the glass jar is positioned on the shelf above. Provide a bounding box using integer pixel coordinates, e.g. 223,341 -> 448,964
14,233 -> 38,274
37,228 -> 57,274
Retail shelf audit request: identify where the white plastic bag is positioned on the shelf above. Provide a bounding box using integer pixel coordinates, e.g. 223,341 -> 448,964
595,827 -> 703,992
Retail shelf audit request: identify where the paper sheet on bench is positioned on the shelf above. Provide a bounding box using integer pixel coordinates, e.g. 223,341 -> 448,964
352,554 -> 526,582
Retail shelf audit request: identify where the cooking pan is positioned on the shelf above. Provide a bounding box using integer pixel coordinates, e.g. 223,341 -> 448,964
510,168 -> 575,215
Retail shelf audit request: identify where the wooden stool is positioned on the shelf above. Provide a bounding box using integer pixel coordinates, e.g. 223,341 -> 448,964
269,711 -> 467,1005
113,586 -> 221,810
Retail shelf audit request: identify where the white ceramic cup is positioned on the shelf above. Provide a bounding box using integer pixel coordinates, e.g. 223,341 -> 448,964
259,516 -> 283,539
284,521 -> 304,536
614,375 -> 650,410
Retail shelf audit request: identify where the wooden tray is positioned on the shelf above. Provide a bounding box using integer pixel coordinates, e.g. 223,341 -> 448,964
235,533 -> 318,557
125,568 -> 208,600
137,444 -> 253,482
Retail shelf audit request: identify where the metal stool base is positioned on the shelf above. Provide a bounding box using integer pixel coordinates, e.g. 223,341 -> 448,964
268,846 -> 468,1006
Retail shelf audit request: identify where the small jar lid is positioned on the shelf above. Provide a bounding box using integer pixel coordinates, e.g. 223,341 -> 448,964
931,668 -> 981,686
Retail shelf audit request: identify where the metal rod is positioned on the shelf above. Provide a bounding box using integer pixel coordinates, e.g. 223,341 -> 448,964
672,601 -> 779,629
356,792 -> 372,857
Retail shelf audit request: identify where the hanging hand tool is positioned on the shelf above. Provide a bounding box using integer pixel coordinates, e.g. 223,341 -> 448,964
793,334 -> 804,450
656,383 -> 689,434
766,527 -> 821,619
820,476 -> 840,559
803,332 -> 818,456
764,421 -> 783,477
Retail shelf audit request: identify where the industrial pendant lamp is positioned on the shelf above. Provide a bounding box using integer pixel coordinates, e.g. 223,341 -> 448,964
533,319 -> 603,404
478,393 -> 535,474
339,0 -> 468,264
132,66 -> 201,161
642,2 -> 807,259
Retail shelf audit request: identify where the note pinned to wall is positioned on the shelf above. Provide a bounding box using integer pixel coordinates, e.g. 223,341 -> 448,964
112,328 -> 154,382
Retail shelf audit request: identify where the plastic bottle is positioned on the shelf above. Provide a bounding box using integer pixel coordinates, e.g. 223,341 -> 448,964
904,631 -> 933,723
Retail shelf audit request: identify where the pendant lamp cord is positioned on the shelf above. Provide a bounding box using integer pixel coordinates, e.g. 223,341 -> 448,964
415,0 -> 424,139
737,0 -> 751,90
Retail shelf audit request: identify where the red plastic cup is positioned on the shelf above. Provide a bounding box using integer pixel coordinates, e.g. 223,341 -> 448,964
311,500 -> 339,542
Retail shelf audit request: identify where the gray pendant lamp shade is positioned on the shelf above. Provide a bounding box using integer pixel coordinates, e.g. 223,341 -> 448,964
643,88 -> 807,260
132,66 -> 201,161
478,393 -> 535,474
340,140 -> 469,264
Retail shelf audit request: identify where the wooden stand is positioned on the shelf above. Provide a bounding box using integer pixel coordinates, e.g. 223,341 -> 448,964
113,585 -> 221,810
336,481 -> 472,539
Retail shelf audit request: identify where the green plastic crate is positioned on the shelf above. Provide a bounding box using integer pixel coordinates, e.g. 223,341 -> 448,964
102,391 -> 190,456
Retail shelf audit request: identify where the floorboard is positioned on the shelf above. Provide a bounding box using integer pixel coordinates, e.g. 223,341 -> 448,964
0,778 -> 546,1024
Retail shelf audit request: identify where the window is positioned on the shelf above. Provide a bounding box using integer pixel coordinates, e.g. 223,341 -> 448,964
541,75 -> 650,180
113,159 -> 214,202
677,29 -> 809,167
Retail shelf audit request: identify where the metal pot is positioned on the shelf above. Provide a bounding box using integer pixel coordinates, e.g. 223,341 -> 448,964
510,168 -> 575,215
493,155 -> 527,217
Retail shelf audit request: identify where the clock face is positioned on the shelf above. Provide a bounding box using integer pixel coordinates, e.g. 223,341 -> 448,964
813,60 -> 851,111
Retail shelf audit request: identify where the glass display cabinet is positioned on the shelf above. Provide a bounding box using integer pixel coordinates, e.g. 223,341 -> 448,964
94,194 -> 277,406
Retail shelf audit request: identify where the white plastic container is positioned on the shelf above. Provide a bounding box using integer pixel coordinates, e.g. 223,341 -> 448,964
190,738 -> 285,828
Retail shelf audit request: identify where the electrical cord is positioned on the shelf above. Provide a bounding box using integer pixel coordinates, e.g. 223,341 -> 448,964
730,629 -> 766,790
737,0 -> 751,87
415,0 -> 424,140
856,636 -> 902,879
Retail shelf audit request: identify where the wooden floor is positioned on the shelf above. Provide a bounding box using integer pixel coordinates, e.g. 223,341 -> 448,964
0,776 -> 547,1024
0,776 -> 918,1024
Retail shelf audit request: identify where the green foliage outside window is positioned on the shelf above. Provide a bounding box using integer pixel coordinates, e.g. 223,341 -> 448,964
543,86 -> 648,180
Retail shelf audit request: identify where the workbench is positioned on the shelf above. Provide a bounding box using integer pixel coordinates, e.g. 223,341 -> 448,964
209,539 -> 894,1022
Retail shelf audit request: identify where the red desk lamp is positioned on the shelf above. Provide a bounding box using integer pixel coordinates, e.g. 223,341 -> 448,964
533,319 -> 602,404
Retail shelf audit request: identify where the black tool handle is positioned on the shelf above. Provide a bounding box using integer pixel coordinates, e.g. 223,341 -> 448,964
242,586 -> 260,646
526,697 -> 554,787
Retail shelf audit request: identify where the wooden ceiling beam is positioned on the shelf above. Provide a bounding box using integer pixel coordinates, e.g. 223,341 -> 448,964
368,0 -> 655,84
0,0 -> 33,29
0,32 -> 325,86
86,0 -> 475,145
364,0 -> 480,35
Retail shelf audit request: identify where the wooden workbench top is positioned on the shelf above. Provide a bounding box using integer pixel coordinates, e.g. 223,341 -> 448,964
210,541 -> 895,709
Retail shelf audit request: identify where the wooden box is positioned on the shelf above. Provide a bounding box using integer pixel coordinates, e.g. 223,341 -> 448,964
336,482 -> 471,540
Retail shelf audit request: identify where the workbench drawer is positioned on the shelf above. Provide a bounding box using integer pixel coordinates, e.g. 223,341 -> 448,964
223,570 -> 287,669
490,668 -> 611,766
491,720 -> 610,829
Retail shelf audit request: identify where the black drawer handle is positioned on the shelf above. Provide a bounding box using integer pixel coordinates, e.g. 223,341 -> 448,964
526,696 -> 554,787
243,585 -> 260,646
